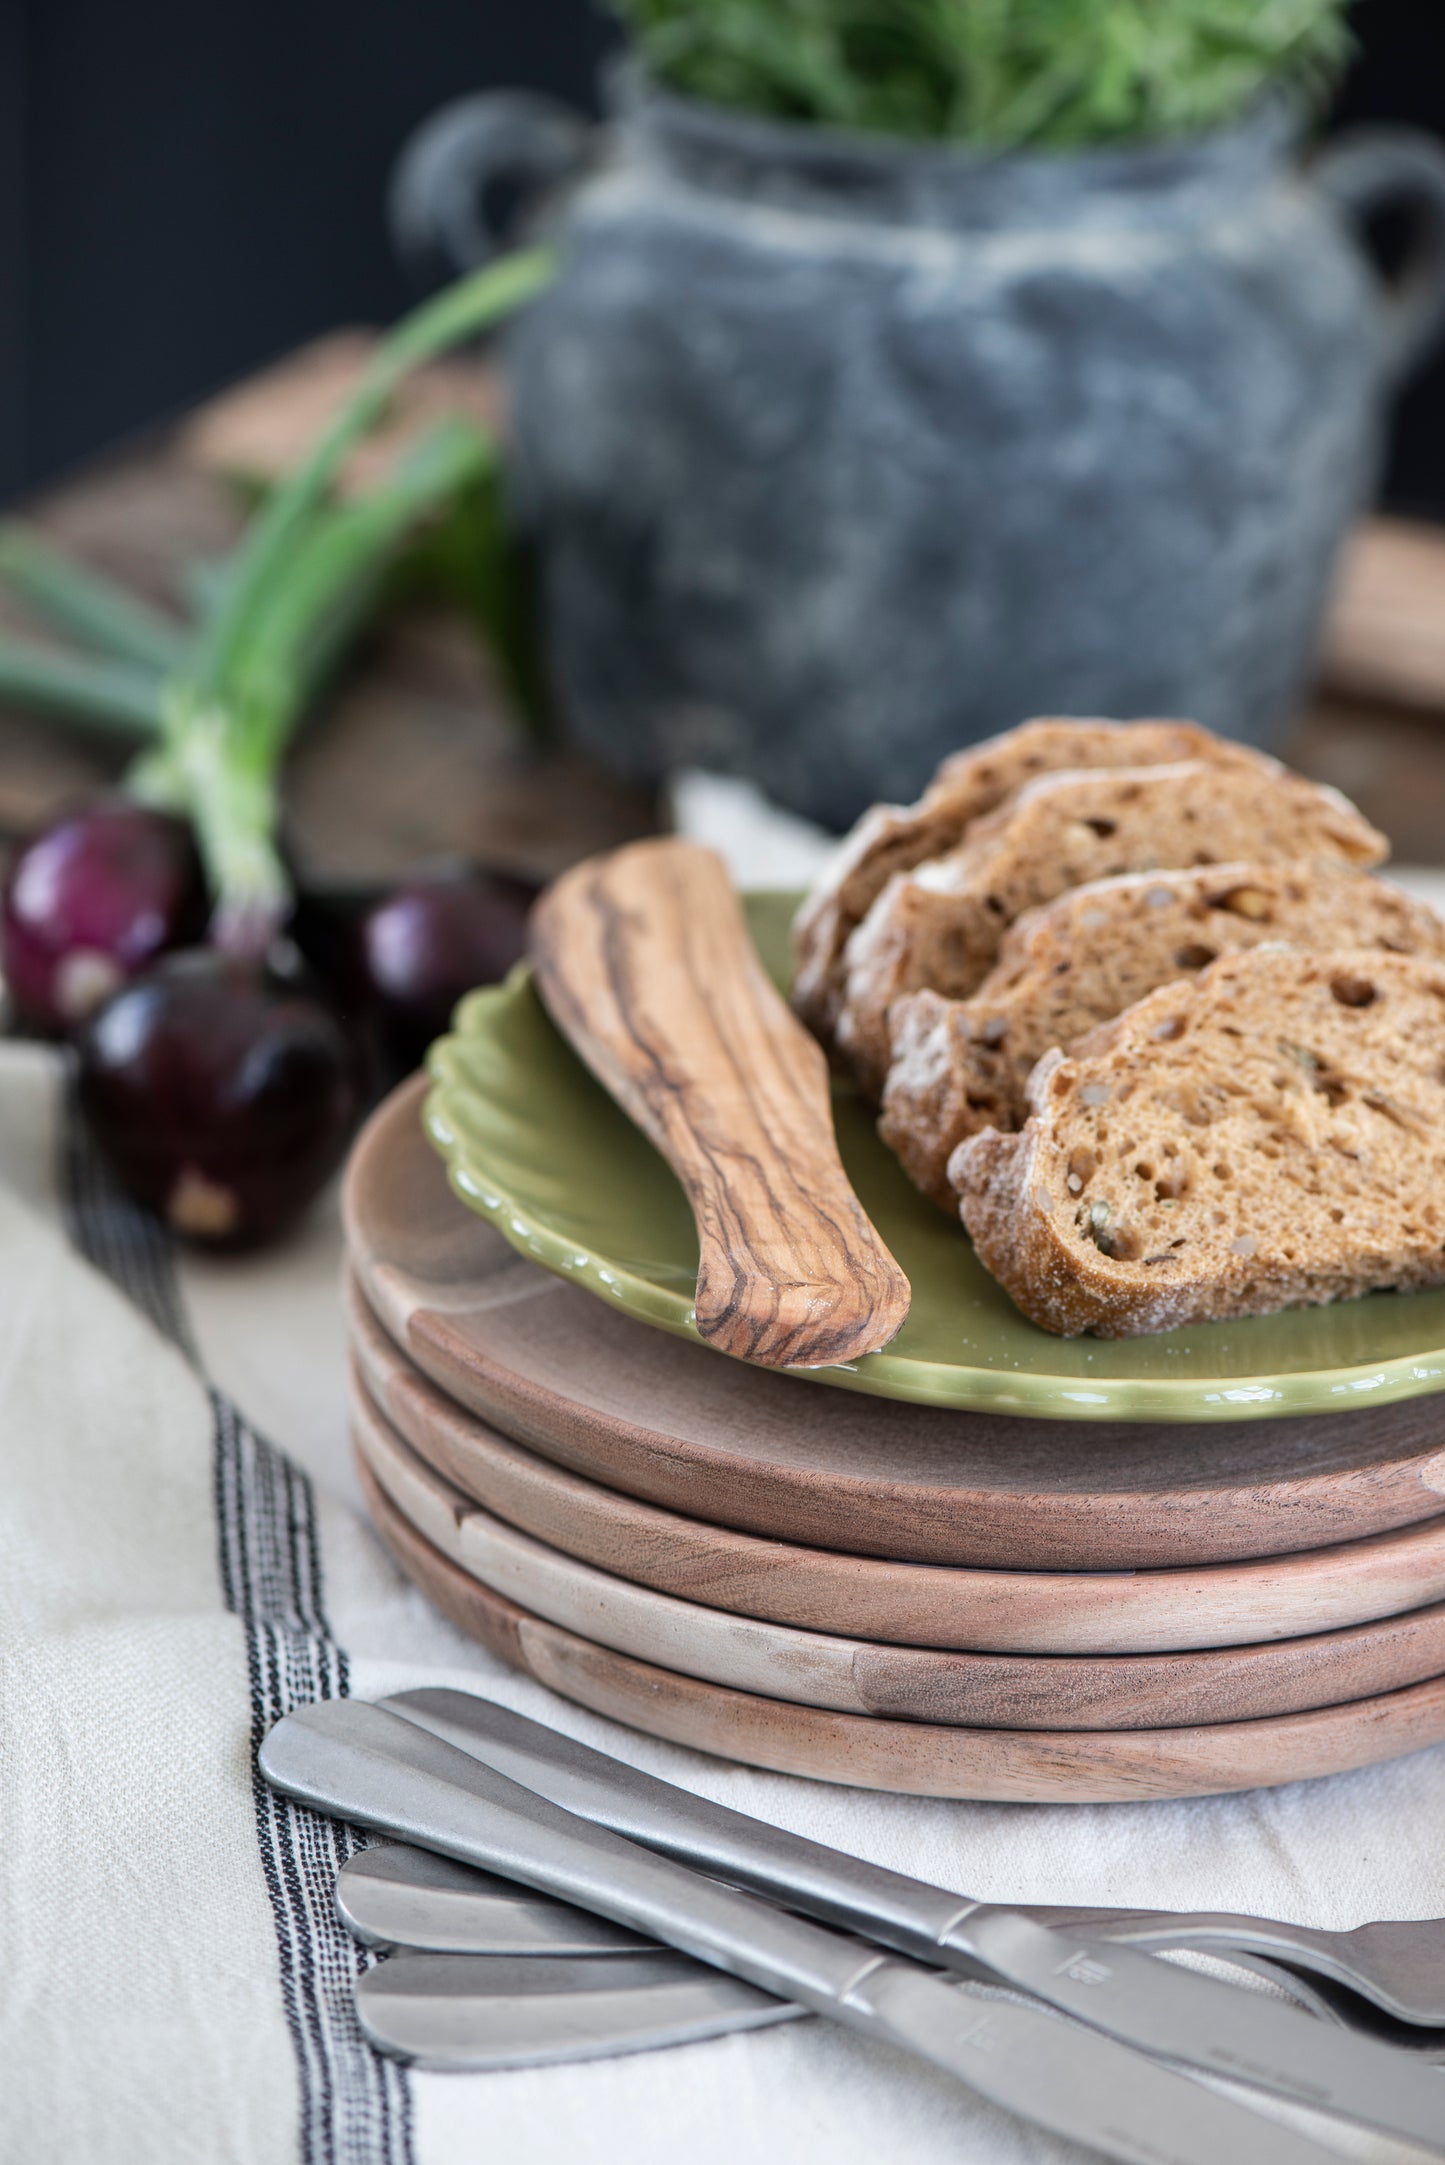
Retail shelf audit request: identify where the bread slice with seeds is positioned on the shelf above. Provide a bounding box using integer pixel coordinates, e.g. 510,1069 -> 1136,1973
836,762 -> 1387,1098
880,864 -> 1445,1207
950,947 -> 1445,1338
790,717 -> 1270,1049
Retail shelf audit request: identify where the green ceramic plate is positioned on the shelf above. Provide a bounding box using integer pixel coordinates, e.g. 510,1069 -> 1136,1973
424,893 -> 1445,1422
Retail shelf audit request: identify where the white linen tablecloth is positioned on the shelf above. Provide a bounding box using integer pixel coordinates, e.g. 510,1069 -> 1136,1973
5,807 -> 1445,2165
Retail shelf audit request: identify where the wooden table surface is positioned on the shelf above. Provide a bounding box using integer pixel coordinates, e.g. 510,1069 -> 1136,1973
4,334 -> 1445,877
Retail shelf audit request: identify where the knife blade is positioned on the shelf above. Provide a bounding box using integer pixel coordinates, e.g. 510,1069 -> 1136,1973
382,1686 -> 1445,2155
259,1699 -> 1353,2165
344,1842 -> 1445,2063
356,1948 -> 800,2068
338,1844 -> 651,1954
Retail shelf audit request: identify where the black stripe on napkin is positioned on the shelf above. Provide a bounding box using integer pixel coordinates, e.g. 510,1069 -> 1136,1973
62,1082 -> 413,2165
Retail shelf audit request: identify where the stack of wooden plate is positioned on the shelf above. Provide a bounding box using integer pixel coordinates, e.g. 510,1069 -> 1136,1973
345,1073 -> 1445,1805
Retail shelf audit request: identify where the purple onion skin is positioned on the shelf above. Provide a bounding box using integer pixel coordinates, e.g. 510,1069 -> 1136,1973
1,799 -> 207,1037
356,871 -> 538,1076
76,950 -> 359,1248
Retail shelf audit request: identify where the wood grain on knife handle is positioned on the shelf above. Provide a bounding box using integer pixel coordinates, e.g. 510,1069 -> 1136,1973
529,839 -> 910,1368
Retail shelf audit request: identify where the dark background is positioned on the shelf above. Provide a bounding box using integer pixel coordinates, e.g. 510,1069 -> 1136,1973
2,0 -> 1443,509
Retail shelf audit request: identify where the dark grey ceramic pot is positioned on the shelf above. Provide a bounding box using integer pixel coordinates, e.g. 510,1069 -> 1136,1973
393,78 -> 1445,829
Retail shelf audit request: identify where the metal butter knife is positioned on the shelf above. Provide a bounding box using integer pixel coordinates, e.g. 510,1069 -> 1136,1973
339,1843 -> 651,1954
342,1846 -> 802,2065
1024,1905 -> 1445,2029
260,1700 -> 1353,2165
340,1842 -> 1445,2064
356,1948 -> 799,2069
381,1686 -> 1445,2154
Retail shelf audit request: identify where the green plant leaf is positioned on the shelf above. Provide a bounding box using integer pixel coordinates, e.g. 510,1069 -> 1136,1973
610,0 -> 1353,147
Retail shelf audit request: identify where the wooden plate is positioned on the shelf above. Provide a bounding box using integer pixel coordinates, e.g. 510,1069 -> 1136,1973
425,892 -> 1445,1421
348,1285 -> 1445,1655
357,1452 -> 1445,1803
344,1078 -> 1445,1570
352,1371 -> 1445,1730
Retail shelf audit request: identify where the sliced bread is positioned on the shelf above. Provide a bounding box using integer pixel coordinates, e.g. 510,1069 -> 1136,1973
880,864 -> 1445,1207
836,761 -> 1387,1098
950,947 -> 1445,1338
790,717 -> 1271,1048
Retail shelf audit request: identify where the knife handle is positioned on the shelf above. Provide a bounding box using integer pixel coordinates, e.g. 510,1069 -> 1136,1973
529,838 -> 910,1368
388,1686 -> 966,1953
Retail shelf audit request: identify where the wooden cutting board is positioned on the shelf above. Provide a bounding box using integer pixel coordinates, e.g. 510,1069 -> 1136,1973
346,1079 -> 1445,1571
352,1367 -> 1445,1730
356,1452 -> 1445,1803
348,1280 -> 1445,1654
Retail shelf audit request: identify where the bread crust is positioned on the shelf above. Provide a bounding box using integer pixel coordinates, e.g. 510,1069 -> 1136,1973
880,865 -> 1445,1207
950,949 -> 1445,1337
837,762 -> 1387,1098
789,717 -> 1262,1048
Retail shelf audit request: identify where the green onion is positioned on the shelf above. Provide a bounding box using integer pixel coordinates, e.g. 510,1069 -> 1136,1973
193,248 -> 553,704
229,418 -> 498,766
0,637 -> 162,737
167,419 -> 502,950
0,523 -> 187,673
0,247 -> 554,955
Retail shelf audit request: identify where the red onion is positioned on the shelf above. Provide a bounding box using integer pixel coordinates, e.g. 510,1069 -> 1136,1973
2,799 -> 206,1035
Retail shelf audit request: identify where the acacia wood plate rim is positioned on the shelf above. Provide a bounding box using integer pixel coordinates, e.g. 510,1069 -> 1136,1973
357,1451 -> 1445,1803
347,1276 -> 1445,1657
351,1362 -> 1445,1730
343,1076 -> 1445,1572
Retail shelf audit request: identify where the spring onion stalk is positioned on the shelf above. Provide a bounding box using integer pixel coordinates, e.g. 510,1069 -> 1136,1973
180,556 -> 233,623
0,638 -> 162,736
229,419 -> 499,764
0,523 -> 188,672
192,248 -> 553,703
0,248 -> 554,955
167,419 -> 502,950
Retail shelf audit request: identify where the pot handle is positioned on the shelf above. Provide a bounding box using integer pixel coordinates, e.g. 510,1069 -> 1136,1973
1312,125 -> 1445,384
389,91 -> 597,284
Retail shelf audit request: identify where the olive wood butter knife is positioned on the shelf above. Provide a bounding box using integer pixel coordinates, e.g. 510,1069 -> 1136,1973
529,839 -> 910,1368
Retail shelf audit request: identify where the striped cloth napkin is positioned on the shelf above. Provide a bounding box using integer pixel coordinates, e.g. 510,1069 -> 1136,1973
5,821 -> 1445,2165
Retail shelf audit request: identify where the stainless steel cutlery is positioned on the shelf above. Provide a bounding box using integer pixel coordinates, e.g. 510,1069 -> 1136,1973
339,1840 -> 1445,2075
371,1686 -> 1445,2153
261,1695 -> 1445,2164
335,1840 -> 1445,2062
370,1695 -> 1445,2028
1023,1903 -> 1445,2029
338,1843 -> 651,1956
355,1947 -> 799,2069
339,1842 -> 810,2064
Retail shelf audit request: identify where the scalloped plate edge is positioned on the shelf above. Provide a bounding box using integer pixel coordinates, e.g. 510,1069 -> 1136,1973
422,1032 -> 1445,1423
